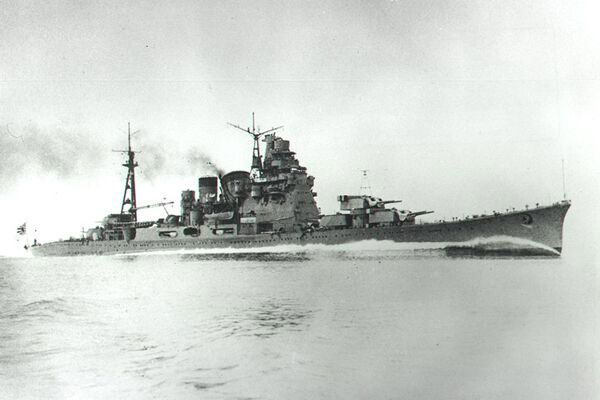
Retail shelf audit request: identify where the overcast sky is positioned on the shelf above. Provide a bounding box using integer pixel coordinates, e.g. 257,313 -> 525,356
1,0 -> 598,255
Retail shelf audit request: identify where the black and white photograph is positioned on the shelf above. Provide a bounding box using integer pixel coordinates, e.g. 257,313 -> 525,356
0,0 -> 598,398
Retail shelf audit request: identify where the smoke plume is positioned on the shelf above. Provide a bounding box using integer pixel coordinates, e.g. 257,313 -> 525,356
138,143 -> 224,180
0,124 -> 226,187
0,124 -> 105,186
184,149 -> 224,177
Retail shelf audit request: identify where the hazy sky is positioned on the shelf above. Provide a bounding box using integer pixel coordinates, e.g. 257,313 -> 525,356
1,0 -> 598,255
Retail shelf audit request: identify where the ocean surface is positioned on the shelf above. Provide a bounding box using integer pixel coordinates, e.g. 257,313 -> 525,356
0,241 -> 597,400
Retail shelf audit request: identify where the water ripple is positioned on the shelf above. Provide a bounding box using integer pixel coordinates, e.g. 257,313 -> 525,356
206,299 -> 313,341
184,380 -> 228,390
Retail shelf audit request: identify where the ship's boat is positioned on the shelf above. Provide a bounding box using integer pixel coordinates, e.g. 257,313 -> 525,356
30,116 -> 571,257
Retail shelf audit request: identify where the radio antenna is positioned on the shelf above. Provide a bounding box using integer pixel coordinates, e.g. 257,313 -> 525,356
562,158 -> 567,200
360,169 -> 371,195
228,112 -> 283,175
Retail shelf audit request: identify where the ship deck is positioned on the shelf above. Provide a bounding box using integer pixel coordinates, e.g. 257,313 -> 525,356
31,201 -> 570,257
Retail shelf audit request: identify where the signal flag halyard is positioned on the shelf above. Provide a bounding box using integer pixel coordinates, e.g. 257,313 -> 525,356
17,223 -> 26,235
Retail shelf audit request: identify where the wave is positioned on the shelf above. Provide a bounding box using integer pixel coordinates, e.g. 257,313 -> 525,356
443,235 -> 560,257
0,297 -> 77,321
113,235 -> 559,260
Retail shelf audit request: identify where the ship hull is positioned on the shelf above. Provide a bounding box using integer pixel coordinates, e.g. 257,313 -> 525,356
31,201 -> 570,257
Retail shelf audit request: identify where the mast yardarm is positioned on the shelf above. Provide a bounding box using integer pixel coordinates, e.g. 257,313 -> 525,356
228,112 -> 283,177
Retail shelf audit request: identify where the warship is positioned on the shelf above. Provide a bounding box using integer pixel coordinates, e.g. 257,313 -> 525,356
30,116 -> 570,257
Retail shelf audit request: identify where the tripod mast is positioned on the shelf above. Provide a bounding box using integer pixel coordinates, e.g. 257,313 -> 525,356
114,123 -> 139,221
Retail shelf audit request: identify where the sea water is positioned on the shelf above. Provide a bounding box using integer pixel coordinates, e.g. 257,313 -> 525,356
0,241 -> 597,399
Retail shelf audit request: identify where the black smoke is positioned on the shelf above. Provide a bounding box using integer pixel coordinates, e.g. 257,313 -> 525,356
137,142 -> 224,180
185,148 -> 224,177
0,124 -> 225,187
0,124 -> 105,186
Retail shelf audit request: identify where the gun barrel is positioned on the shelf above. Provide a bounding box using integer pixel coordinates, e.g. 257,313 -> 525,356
408,210 -> 434,217
379,200 -> 403,204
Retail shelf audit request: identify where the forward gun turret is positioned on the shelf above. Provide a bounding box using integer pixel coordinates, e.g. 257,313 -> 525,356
320,194 -> 432,229
397,209 -> 434,224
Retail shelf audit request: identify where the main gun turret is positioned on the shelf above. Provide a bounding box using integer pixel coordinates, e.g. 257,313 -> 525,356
320,194 -> 433,229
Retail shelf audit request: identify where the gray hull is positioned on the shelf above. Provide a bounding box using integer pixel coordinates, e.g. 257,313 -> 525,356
31,201 -> 570,257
